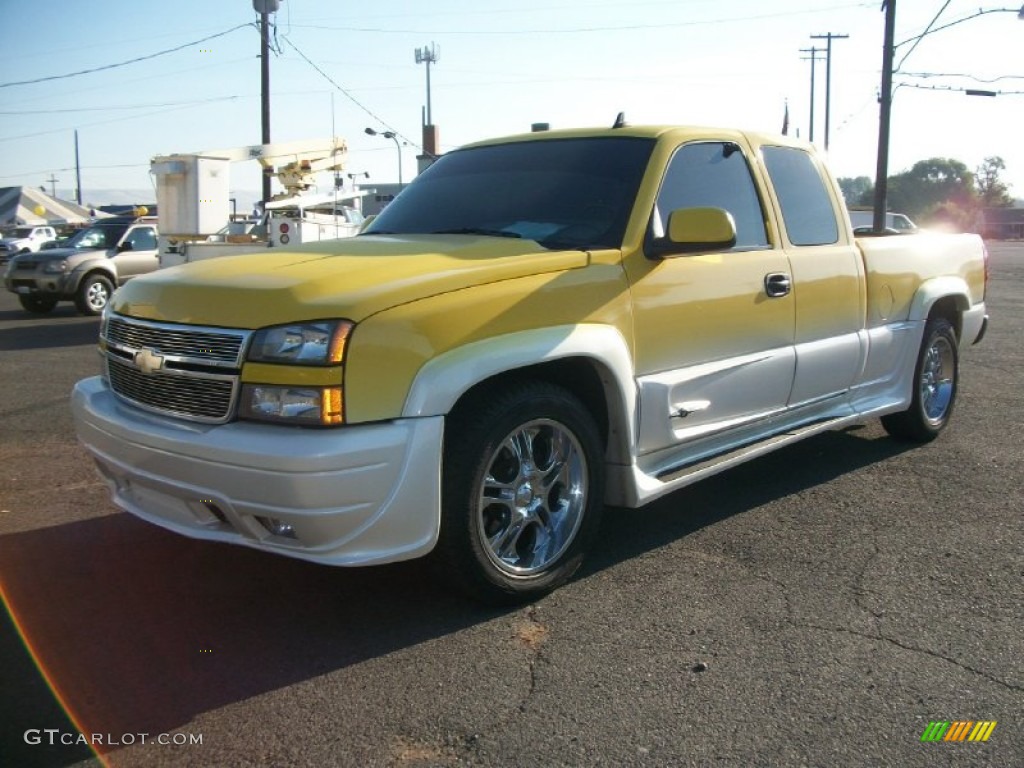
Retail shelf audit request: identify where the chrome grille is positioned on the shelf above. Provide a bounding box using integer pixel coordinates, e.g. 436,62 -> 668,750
107,358 -> 236,422
106,316 -> 247,366
103,315 -> 251,423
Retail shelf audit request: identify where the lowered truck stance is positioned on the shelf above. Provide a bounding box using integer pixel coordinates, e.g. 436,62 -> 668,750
71,125 -> 988,603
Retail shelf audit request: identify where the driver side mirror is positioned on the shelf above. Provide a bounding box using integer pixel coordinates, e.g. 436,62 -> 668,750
648,206 -> 737,259
117,241 -> 134,252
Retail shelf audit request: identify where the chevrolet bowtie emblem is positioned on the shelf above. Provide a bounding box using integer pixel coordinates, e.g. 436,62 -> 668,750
133,347 -> 165,374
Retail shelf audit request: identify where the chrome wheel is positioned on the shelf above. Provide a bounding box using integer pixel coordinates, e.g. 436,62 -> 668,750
920,334 -> 955,424
477,419 -> 588,577
881,316 -> 959,443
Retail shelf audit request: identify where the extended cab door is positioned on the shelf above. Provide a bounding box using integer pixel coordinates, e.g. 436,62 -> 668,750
758,145 -> 866,408
623,139 -> 796,457
113,225 -> 159,282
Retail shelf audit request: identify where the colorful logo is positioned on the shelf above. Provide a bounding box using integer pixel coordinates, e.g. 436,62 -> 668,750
920,721 -> 997,742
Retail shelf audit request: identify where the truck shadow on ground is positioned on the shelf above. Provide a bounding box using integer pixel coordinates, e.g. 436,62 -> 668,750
0,315 -> 99,351
0,425 -> 912,765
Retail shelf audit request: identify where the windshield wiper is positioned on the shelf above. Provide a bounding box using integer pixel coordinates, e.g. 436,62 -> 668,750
430,227 -> 522,239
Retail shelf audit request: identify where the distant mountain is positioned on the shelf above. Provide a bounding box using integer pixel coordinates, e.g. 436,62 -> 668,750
56,189 -> 262,212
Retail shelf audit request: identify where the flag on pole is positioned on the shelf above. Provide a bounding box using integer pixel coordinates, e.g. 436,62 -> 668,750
782,100 -> 790,136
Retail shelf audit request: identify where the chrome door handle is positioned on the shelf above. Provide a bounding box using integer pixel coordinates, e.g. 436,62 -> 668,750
764,272 -> 791,298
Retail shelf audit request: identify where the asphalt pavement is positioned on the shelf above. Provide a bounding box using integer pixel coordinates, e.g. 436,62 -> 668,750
1,243 -> 1021,768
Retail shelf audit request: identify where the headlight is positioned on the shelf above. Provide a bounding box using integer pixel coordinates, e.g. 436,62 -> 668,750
239,385 -> 343,425
247,320 -> 352,365
43,260 -> 69,274
99,304 -> 112,339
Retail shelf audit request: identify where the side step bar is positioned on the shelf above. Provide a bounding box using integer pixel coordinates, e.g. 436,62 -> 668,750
655,416 -> 843,485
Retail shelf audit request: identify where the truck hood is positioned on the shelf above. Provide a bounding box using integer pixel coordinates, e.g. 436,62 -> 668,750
111,234 -> 591,328
16,246 -> 105,261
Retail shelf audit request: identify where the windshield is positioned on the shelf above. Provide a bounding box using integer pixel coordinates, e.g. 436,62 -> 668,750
364,137 -> 655,250
64,224 -> 128,249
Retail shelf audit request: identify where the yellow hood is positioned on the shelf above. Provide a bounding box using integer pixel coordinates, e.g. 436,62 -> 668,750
112,235 -> 590,328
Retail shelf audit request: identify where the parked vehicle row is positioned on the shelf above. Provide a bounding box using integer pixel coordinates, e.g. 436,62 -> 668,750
0,225 -> 57,264
3,217 -> 158,314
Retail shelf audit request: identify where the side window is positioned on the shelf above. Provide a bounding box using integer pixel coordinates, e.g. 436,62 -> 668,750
125,227 -> 157,251
653,141 -> 769,249
761,146 -> 839,246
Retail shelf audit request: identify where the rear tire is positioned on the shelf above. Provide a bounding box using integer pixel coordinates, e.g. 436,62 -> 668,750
437,381 -> 605,604
881,317 -> 958,442
18,295 -> 58,313
75,274 -> 113,315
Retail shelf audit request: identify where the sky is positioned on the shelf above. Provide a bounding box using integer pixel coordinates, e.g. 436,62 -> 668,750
0,0 -> 1021,211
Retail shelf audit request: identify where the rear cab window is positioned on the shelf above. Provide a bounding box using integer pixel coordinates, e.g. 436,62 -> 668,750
761,146 -> 839,246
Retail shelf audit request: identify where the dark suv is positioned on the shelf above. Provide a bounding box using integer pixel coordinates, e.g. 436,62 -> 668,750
3,217 -> 158,315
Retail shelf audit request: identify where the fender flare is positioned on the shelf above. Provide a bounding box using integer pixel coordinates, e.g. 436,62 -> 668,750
402,323 -> 638,454
907,275 -> 971,322
68,261 -> 116,292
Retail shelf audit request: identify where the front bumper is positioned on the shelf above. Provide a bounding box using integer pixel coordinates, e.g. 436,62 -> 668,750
961,303 -> 988,346
4,268 -> 73,296
71,376 -> 443,566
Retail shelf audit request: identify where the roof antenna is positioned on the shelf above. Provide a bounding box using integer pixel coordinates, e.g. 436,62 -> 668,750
612,112 -> 627,129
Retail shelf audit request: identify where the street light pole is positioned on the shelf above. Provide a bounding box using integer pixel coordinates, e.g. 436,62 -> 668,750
365,128 -> 403,188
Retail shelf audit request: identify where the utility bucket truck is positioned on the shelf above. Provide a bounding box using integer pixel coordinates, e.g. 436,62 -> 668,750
152,137 -> 360,267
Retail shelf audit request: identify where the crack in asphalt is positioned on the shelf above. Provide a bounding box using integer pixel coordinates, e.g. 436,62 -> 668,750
739,551 -> 1022,694
795,622 -> 1023,693
516,604 -> 545,714
852,540 -> 886,623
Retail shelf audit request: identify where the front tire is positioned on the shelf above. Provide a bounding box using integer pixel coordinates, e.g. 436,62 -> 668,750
881,317 -> 959,442
75,274 -> 113,315
18,295 -> 58,313
437,381 -> 605,604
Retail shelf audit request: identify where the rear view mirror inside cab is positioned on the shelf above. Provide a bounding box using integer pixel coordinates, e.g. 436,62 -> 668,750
648,206 -> 737,258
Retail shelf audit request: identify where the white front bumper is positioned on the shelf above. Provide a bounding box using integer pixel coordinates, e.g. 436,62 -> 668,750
71,376 -> 443,566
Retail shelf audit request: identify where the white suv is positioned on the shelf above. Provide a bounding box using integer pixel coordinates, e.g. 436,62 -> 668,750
0,226 -> 58,263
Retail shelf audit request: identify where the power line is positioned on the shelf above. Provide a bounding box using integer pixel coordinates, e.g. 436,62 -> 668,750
894,0 -> 951,72
0,163 -> 149,180
284,3 -> 872,35
899,71 -> 1024,83
0,96 -> 245,143
0,23 -> 254,89
0,96 -> 254,115
896,83 -> 1024,96
279,35 -> 418,149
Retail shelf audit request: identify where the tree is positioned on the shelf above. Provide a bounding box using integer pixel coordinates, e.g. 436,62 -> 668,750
837,176 -> 874,207
886,158 -> 976,220
975,156 -> 1013,208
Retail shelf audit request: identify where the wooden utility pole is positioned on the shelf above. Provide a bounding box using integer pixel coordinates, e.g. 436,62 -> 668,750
810,33 -> 849,151
873,0 -> 897,233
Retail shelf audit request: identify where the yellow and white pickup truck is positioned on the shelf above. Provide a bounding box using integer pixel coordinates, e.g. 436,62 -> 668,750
71,124 -> 989,602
